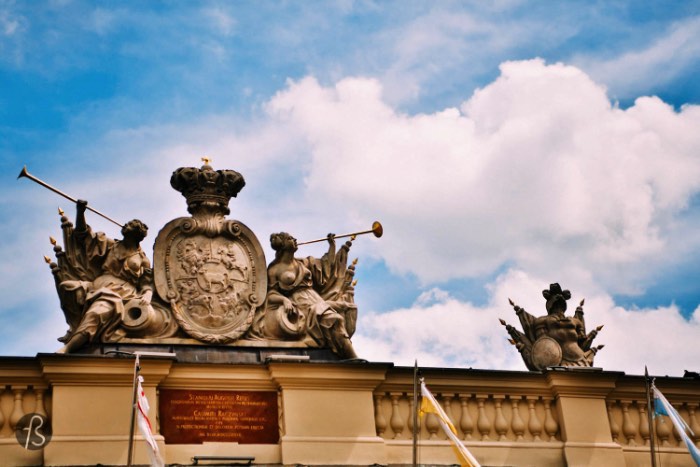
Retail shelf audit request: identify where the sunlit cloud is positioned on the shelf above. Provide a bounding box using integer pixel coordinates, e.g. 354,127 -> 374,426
354,269 -> 700,375
266,60 -> 700,291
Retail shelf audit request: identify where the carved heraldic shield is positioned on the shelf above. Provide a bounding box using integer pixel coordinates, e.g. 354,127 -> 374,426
153,164 -> 267,344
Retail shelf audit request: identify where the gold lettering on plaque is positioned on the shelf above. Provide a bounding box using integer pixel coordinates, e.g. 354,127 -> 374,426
159,390 -> 279,444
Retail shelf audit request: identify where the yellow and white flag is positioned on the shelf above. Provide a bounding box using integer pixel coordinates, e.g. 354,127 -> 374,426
420,380 -> 481,467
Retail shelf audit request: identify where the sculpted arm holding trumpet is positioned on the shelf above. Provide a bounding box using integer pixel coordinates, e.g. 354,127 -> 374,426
251,222 -> 382,359
57,200 -> 153,353
265,231 -> 357,359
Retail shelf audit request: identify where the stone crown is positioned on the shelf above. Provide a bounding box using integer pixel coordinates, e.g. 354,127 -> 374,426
170,164 -> 246,215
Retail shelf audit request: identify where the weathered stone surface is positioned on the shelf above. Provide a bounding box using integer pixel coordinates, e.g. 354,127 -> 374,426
153,217 -> 266,344
501,283 -> 604,370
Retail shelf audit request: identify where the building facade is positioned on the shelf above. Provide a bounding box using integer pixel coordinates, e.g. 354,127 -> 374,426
1,353 -> 698,466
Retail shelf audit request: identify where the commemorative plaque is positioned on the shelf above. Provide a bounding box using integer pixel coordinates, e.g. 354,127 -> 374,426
159,390 -> 279,444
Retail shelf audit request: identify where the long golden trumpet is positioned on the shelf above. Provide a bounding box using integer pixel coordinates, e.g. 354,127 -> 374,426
297,221 -> 383,246
18,166 -> 123,228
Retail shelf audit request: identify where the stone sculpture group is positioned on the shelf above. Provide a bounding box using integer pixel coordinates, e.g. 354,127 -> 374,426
41,162 -> 604,370
47,162 -> 360,359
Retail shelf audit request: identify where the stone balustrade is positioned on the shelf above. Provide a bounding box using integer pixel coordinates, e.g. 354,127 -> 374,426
0,358 -> 52,465
373,391 -> 560,443
372,368 -> 700,466
603,375 -> 700,466
607,398 -> 700,447
0,384 -> 52,437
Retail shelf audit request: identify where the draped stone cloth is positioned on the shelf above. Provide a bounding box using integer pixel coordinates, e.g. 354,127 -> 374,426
60,229 -> 152,343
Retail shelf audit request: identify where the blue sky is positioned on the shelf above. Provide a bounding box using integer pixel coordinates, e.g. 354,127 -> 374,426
2,1 -> 700,374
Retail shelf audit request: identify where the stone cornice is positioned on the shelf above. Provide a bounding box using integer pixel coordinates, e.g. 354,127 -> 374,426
0,356 -> 44,387
268,362 -> 391,390
160,363 -> 276,390
380,366 -> 551,396
545,369 -> 623,398
38,354 -> 173,386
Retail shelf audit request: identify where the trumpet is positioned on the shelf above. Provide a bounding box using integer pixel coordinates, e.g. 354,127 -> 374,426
18,166 -> 124,228
297,221 -> 383,246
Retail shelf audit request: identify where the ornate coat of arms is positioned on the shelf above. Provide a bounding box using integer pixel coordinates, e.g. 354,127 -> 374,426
153,164 -> 267,344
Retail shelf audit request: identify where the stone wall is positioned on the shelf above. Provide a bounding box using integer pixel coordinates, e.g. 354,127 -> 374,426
0,354 -> 698,466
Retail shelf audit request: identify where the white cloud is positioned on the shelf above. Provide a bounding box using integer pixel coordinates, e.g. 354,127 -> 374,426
1,11 -> 20,36
86,8 -> 119,35
415,287 -> 452,307
377,9 -> 489,103
265,60 -> 700,292
354,269 -> 700,375
202,6 -> 237,36
576,16 -> 700,98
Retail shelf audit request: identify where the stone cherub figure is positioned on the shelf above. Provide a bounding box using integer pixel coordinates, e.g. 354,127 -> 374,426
249,231 -> 358,359
56,200 -> 154,353
500,283 -> 604,370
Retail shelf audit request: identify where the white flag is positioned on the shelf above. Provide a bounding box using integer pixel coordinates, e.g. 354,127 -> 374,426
136,375 -> 164,467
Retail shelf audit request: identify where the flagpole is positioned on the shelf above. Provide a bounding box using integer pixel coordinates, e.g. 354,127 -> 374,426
412,360 -> 419,467
127,355 -> 141,467
105,350 -> 176,467
644,366 -> 658,467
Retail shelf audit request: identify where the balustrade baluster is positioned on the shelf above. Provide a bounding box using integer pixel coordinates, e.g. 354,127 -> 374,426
656,413 -> 672,447
511,397 -> 525,441
543,398 -> 558,441
442,394 -> 455,425
621,401 -> 637,446
494,396 -> 508,441
425,409 -> 440,440
34,387 -> 48,418
9,386 -> 26,430
527,397 -> 542,441
389,393 -> 405,439
687,403 -> 700,447
476,397 -> 492,441
638,402 -> 650,446
442,394 -> 457,440
407,393 -> 418,439
608,400 -> 620,443
374,394 -> 387,437
671,403 -> 682,446
459,395 -> 474,441
0,386 -> 5,437
406,394 -> 413,439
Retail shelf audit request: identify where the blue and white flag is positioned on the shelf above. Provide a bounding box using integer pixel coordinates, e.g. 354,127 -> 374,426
653,385 -> 700,466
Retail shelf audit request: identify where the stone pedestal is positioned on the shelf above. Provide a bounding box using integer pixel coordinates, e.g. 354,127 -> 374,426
547,369 -> 627,466
270,362 -> 389,464
40,354 -> 172,466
